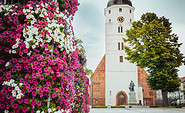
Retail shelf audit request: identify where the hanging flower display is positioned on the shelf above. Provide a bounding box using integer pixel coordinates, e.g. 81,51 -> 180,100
0,0 -> 89,113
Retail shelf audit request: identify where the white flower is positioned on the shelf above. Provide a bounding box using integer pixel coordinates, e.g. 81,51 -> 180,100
16,94 -> 21,99
12,50 -> 16,54
32,45 -> 36,49
12,92 -> 16,97
41,111 -> 45,113
35,10 -> 39,14
19,83 -> 23,86
11,83 -> 17,87
15,86 -> 19,90
36,110 -> 41,113
4,110 -> 9,113
17,90 -> 22,94
10,79 -> 15,84
5,62 -> 10,67
48,108 -> 52,112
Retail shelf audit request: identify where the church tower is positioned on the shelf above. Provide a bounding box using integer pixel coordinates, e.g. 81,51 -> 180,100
89,0 -> 156,107
104,0 -> 139,106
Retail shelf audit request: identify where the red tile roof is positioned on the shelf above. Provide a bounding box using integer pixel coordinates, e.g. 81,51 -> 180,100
180,77 -> 185,83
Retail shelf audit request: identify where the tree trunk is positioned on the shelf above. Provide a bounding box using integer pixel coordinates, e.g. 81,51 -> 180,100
162,90 -> 168,107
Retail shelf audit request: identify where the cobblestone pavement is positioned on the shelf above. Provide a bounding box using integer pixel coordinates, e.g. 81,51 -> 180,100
90,108 -> 185,113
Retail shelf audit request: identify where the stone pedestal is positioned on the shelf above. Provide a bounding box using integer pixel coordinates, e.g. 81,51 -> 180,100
129,91 -> 137,104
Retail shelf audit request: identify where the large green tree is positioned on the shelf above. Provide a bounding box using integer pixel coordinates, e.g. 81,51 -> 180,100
123,13 -> 184,106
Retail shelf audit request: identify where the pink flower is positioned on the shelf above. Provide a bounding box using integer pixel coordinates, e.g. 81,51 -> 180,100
37,101 -> 41,107
57,106 -> 61,110
7,38 -> 11,42
34,24 -> 39,27
0,104 -> 5,109
16,34 -> 21,39
39,75 -> 44,80
2,90 -> 7,95
12,68 -> 16,73
12,104 -> 18,109
23,49 -> 28,53
17,66 -> 21,71
44,68 -> 48,72
51,1 -> 55,5
6,95 -> 11,99
20,78 -> 24,83
47,5 -> 51,10
43,87 -> 48,92
46,82 -> 51,86
18,98 -> 23,104
4,48 -> 9,52
32,91 -> 37,97
47,32 -> 50,36
52,93 -> 57,98
45,21 -> 49,26
24,98 -> 30,104
22,107 -> 27,113
12,58 -> 17,63
6,104 -> 10,109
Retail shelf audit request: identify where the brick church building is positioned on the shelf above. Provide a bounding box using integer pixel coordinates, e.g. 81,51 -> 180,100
89,0 -> 156,106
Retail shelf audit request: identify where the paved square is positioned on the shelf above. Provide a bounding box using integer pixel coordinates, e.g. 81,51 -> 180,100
90,108 -> 185,113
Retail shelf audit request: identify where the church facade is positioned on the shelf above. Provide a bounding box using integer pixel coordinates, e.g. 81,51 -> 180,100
90,0 -> 156,106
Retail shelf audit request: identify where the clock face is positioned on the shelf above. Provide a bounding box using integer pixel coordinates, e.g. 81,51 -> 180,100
117,16 -> 124,23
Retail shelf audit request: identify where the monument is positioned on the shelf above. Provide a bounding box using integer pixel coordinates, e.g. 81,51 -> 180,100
129,81 -> 137,104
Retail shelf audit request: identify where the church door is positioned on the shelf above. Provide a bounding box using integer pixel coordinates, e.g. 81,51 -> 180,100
118,93 -> 125,105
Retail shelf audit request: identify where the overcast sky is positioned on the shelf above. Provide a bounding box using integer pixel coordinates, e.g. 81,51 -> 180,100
72,0 -> 185,77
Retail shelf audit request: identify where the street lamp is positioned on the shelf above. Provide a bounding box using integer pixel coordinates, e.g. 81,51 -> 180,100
92,79 -> 94,107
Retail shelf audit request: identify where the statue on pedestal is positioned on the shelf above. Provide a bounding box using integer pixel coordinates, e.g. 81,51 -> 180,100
129,81 -> 135,91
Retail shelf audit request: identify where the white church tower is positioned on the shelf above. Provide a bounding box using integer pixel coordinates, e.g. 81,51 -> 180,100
104,0 -> 140,106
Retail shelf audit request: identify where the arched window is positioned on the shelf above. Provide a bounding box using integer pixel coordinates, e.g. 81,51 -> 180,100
130,19 -> 132,23
109,10 -> 111,14
119,8 -> 122,12
130,10 -> 132,13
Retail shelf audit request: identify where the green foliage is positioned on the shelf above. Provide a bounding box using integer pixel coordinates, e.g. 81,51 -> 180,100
92,106 -> 107,108
124,12 -> 184,92
149,105 -> 162,108
111,106 -> 125,108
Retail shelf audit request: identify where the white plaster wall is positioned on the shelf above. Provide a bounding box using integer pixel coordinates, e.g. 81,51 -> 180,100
138,86 -> 143,105
105,4 -> 139,106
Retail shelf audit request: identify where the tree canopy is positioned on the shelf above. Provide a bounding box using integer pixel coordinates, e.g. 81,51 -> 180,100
123,12 -> 184,106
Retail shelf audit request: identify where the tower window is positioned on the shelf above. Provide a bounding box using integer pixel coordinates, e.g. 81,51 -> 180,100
118,42 -> 120,50
119,8 -> 122,12
109,10 -> 111,14
130,10 -> 131,13
121,26 -> 123,33
120,56 -> 123,62
130,19 -> 132,23
118,26 -> 123,33
121,42 -> 124,50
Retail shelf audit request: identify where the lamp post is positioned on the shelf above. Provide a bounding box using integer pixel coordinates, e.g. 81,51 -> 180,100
92,79 -> 94,107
